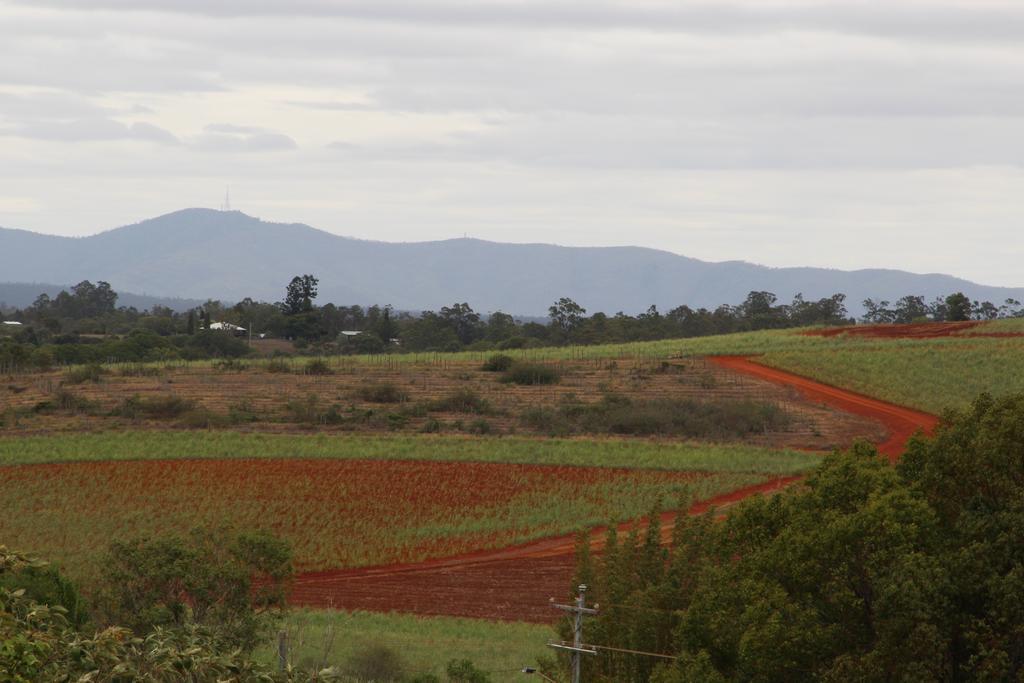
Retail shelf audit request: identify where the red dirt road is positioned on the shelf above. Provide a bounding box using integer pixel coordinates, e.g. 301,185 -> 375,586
288,357 -> 939,621
709,356 -> 938,461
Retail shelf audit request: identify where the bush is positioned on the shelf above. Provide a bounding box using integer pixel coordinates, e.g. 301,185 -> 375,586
53,388 -> 97,415
481,354 -> 514,372
419,417 -> 442,433
0,561 -> 89,629
264,358 -> 291,373
430,388 -> 492,414
302,358 -> 332,375
466,418 -> 493,435
213,359 -> 248,372
357,382 -> 409,403
178,408 -> 228,429
500,362 -> 561,385
344,644 -> 405,682
99,527 -> 292,651
119,363 -> 163,377
284,394 -> 344,425
115,394 -> 196,420
517,396 -> 791,438
65,363 -> 105,385
227,400 -> 260,424
584,396 -> 790,437
519,406 -> 572,436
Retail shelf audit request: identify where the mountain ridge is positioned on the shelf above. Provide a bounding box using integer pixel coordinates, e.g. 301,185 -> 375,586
2,208 -> 1021,315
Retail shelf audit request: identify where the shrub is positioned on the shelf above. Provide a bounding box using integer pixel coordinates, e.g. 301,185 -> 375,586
357,382 -> 409,403
0,562 -> 89,629
65,364 -> 105,385
501,362 -> 561,385
213,359 -> 248,372
119,363 -> 163,377
115,394 -> 196,420
302,358 -> 332,375
519,406 -> 572,436
467,418 -> 493,435
481,354 -> 514,372
53,388 -> 97,414
178,408 -> 228,429
264,359 -> 291,373
284,394 -> 344,425
419,418 -> 442,433
227,400 -> 260,424
344,644 -> 405,682
429,388 -> 492,414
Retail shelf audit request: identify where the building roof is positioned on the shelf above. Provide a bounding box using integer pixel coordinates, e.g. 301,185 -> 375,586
209,321 -> 246,331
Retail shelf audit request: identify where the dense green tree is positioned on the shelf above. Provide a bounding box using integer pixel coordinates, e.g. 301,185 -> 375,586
944,292 -> 972,321
440,302 -> 484,345
281,275 -> 319,315
548,297 -> 587,340
569,394 -> 1024,682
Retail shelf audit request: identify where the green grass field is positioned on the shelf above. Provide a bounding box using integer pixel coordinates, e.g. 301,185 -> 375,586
761,338 -> 1024,414
256,609 -> 553,682
0,431 -> 819,474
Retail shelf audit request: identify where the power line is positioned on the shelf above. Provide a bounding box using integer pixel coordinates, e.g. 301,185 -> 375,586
588,643 -> 678,660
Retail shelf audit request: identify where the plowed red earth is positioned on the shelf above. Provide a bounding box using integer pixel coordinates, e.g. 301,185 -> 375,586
288,357 -> 939,621
805,322 -> 1024,338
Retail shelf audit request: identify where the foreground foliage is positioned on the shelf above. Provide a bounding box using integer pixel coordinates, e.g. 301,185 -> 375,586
0,542 -> 298,682
568,393 -> 1024,681
2,540 -> 497,682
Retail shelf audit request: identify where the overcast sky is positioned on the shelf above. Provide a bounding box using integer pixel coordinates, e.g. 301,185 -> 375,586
1,0 -> 1022,286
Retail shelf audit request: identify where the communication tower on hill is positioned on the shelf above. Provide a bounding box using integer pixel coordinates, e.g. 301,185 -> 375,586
220,186 -> 232,211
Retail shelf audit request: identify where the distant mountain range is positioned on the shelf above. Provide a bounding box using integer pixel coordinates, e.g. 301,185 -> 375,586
0,282 -> 202,314
2,208 -> 1022,316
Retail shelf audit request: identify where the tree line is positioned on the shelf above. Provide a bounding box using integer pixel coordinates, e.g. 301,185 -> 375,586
2,275 -> 1022,369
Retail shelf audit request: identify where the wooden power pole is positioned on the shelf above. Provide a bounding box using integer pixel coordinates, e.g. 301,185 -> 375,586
549,584 -> 598,683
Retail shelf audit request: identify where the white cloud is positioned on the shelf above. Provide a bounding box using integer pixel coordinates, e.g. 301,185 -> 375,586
0,0 -> 1023,286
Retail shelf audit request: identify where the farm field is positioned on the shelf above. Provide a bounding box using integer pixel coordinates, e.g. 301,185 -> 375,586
254,609 -> 551,682
0,453 -> 785,584
2,322 -> 1020,434
0,320 -> 1010,628
0,355 -> 882,451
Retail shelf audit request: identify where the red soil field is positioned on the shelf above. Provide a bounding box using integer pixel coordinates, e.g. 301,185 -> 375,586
0,458 -> 717,576
287,357 -> 939,621
287,477 -> 799,622
805,321 -> 1024,339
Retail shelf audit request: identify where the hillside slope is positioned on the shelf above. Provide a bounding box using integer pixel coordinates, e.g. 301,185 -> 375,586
2,209 -> 1021,314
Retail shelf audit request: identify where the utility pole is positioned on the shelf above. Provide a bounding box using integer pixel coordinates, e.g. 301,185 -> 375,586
549,584 -> 598,683
277,630 -> 288,672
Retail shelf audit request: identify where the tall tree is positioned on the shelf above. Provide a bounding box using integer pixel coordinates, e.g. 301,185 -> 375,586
281,275 -> 319,315
548,297 -> 587,339
945,291 -> 972,321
